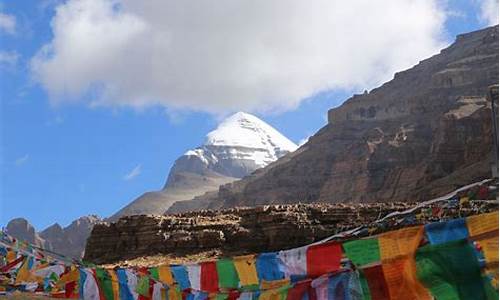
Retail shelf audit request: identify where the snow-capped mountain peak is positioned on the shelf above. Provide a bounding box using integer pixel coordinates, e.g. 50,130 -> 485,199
171,112 -> 297,182
114,112 -> 298,217
204,112 -> 297,152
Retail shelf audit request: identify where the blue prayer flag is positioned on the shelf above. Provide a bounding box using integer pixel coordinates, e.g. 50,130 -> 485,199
424,218 -> 469,245
256,252 -> 284,281
171,265 -> 191,290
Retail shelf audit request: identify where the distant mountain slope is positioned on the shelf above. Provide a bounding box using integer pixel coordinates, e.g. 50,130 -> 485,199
5,215 -> 101,259
110,112 -> 297,219
187,26 -> 498,209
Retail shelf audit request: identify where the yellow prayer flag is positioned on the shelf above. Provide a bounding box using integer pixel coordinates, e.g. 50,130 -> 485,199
60,268 -> 79,284
233,255 -> 259,287
168,285 -> 182,300
14,258 -> 31,284
379,226 -> 430,300
379,226 -> 423,260
481,236 -> 499,263
467,211 -> 499,237
158,264 -> 175,285
6,250 -> 15,262
108,269 -> 120,300
259,287 -> 285,300
382,257 -> 431,300
261,278 -> 290,290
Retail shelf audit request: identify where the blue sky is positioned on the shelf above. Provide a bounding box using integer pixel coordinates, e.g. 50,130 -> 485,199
0,0 -> 497,230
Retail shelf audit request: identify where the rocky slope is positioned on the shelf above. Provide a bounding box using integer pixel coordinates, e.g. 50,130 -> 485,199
111,112 -> 297,219
183,26 -> 498,210
5,215 -> 101,259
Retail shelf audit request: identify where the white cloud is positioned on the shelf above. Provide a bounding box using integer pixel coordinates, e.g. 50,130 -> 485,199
0,11 -> 16,35
0,51 -> 18,68
31,0 -> 447,113
15,154 -> 29,166
477,0 -> 499,25
123,164 -> 141,181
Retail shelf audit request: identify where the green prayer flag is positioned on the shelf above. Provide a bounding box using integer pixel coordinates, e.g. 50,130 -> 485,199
483,275 -> 499,300
216,292 -> 228,300
357,271 -> 372,300
95,268 -> 114,300
343,238 -> 380,267
149,267 -> 159,281
216,258 -> 239,289
136,275 -> 150,297
277,284 -> 291,300
416,239 -> 487,300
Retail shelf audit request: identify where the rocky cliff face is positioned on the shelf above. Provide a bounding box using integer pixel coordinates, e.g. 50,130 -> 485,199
111,112 -> 297,219
6,215 -> 101,259
185,26 -> 498,210
85,198 -> 498,264
85,203 -> 411,263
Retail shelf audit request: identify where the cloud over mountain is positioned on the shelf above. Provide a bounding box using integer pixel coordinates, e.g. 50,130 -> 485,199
32,0 -> 447,113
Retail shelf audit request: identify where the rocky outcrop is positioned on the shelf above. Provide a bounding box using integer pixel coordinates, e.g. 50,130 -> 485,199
85,198 -> 498,264
6,215 -> 101,259
86,204 -> 405,263
185,26 -> 498,210
5,218 -> 48,249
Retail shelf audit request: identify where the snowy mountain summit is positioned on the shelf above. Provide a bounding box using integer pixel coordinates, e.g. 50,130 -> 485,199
111,111 -> 297,219
167,112 -> 298,185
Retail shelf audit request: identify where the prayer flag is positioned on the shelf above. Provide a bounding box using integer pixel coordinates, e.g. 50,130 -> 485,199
171,265 -> 191,291
116,268 -> 135,300
467,211 -> 499,237
95,268 -> 114,300
233,255 -> 259,288
187,264 -> 201,291
158,265 -> 175,285
343,238 -> 380,267
216,258 -> 239,289
278,246 -> 308,280
379,226 -> 430,300
306,241 -> 342,277
416,239 -> 487,300
257,253 -> 285,282
200,261 -> 219,293
424,218 -> 469,245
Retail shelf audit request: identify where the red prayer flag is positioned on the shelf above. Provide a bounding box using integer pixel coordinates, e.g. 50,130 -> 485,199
64,281 -> 78,299
306,241 -> 342,277
201,261 -> 219,292
228,290 -> 241,300
362,265 -> 390,300
286,279 -> 317,300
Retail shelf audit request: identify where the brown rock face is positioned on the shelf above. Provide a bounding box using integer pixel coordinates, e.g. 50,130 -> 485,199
178,26 -> 498,211
84,203 -> 412,263
85,200 -> 498,264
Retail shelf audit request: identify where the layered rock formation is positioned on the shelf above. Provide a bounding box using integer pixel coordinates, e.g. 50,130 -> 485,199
85,198 -> 498,264
111,112 -> 297,219
181,26 -> 498,210
86,203 -> 407,263
5,215 -> 101,259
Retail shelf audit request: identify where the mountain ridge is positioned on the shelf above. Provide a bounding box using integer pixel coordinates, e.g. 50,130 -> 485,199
177,25 -> 499,210
5,215 -> 101,259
